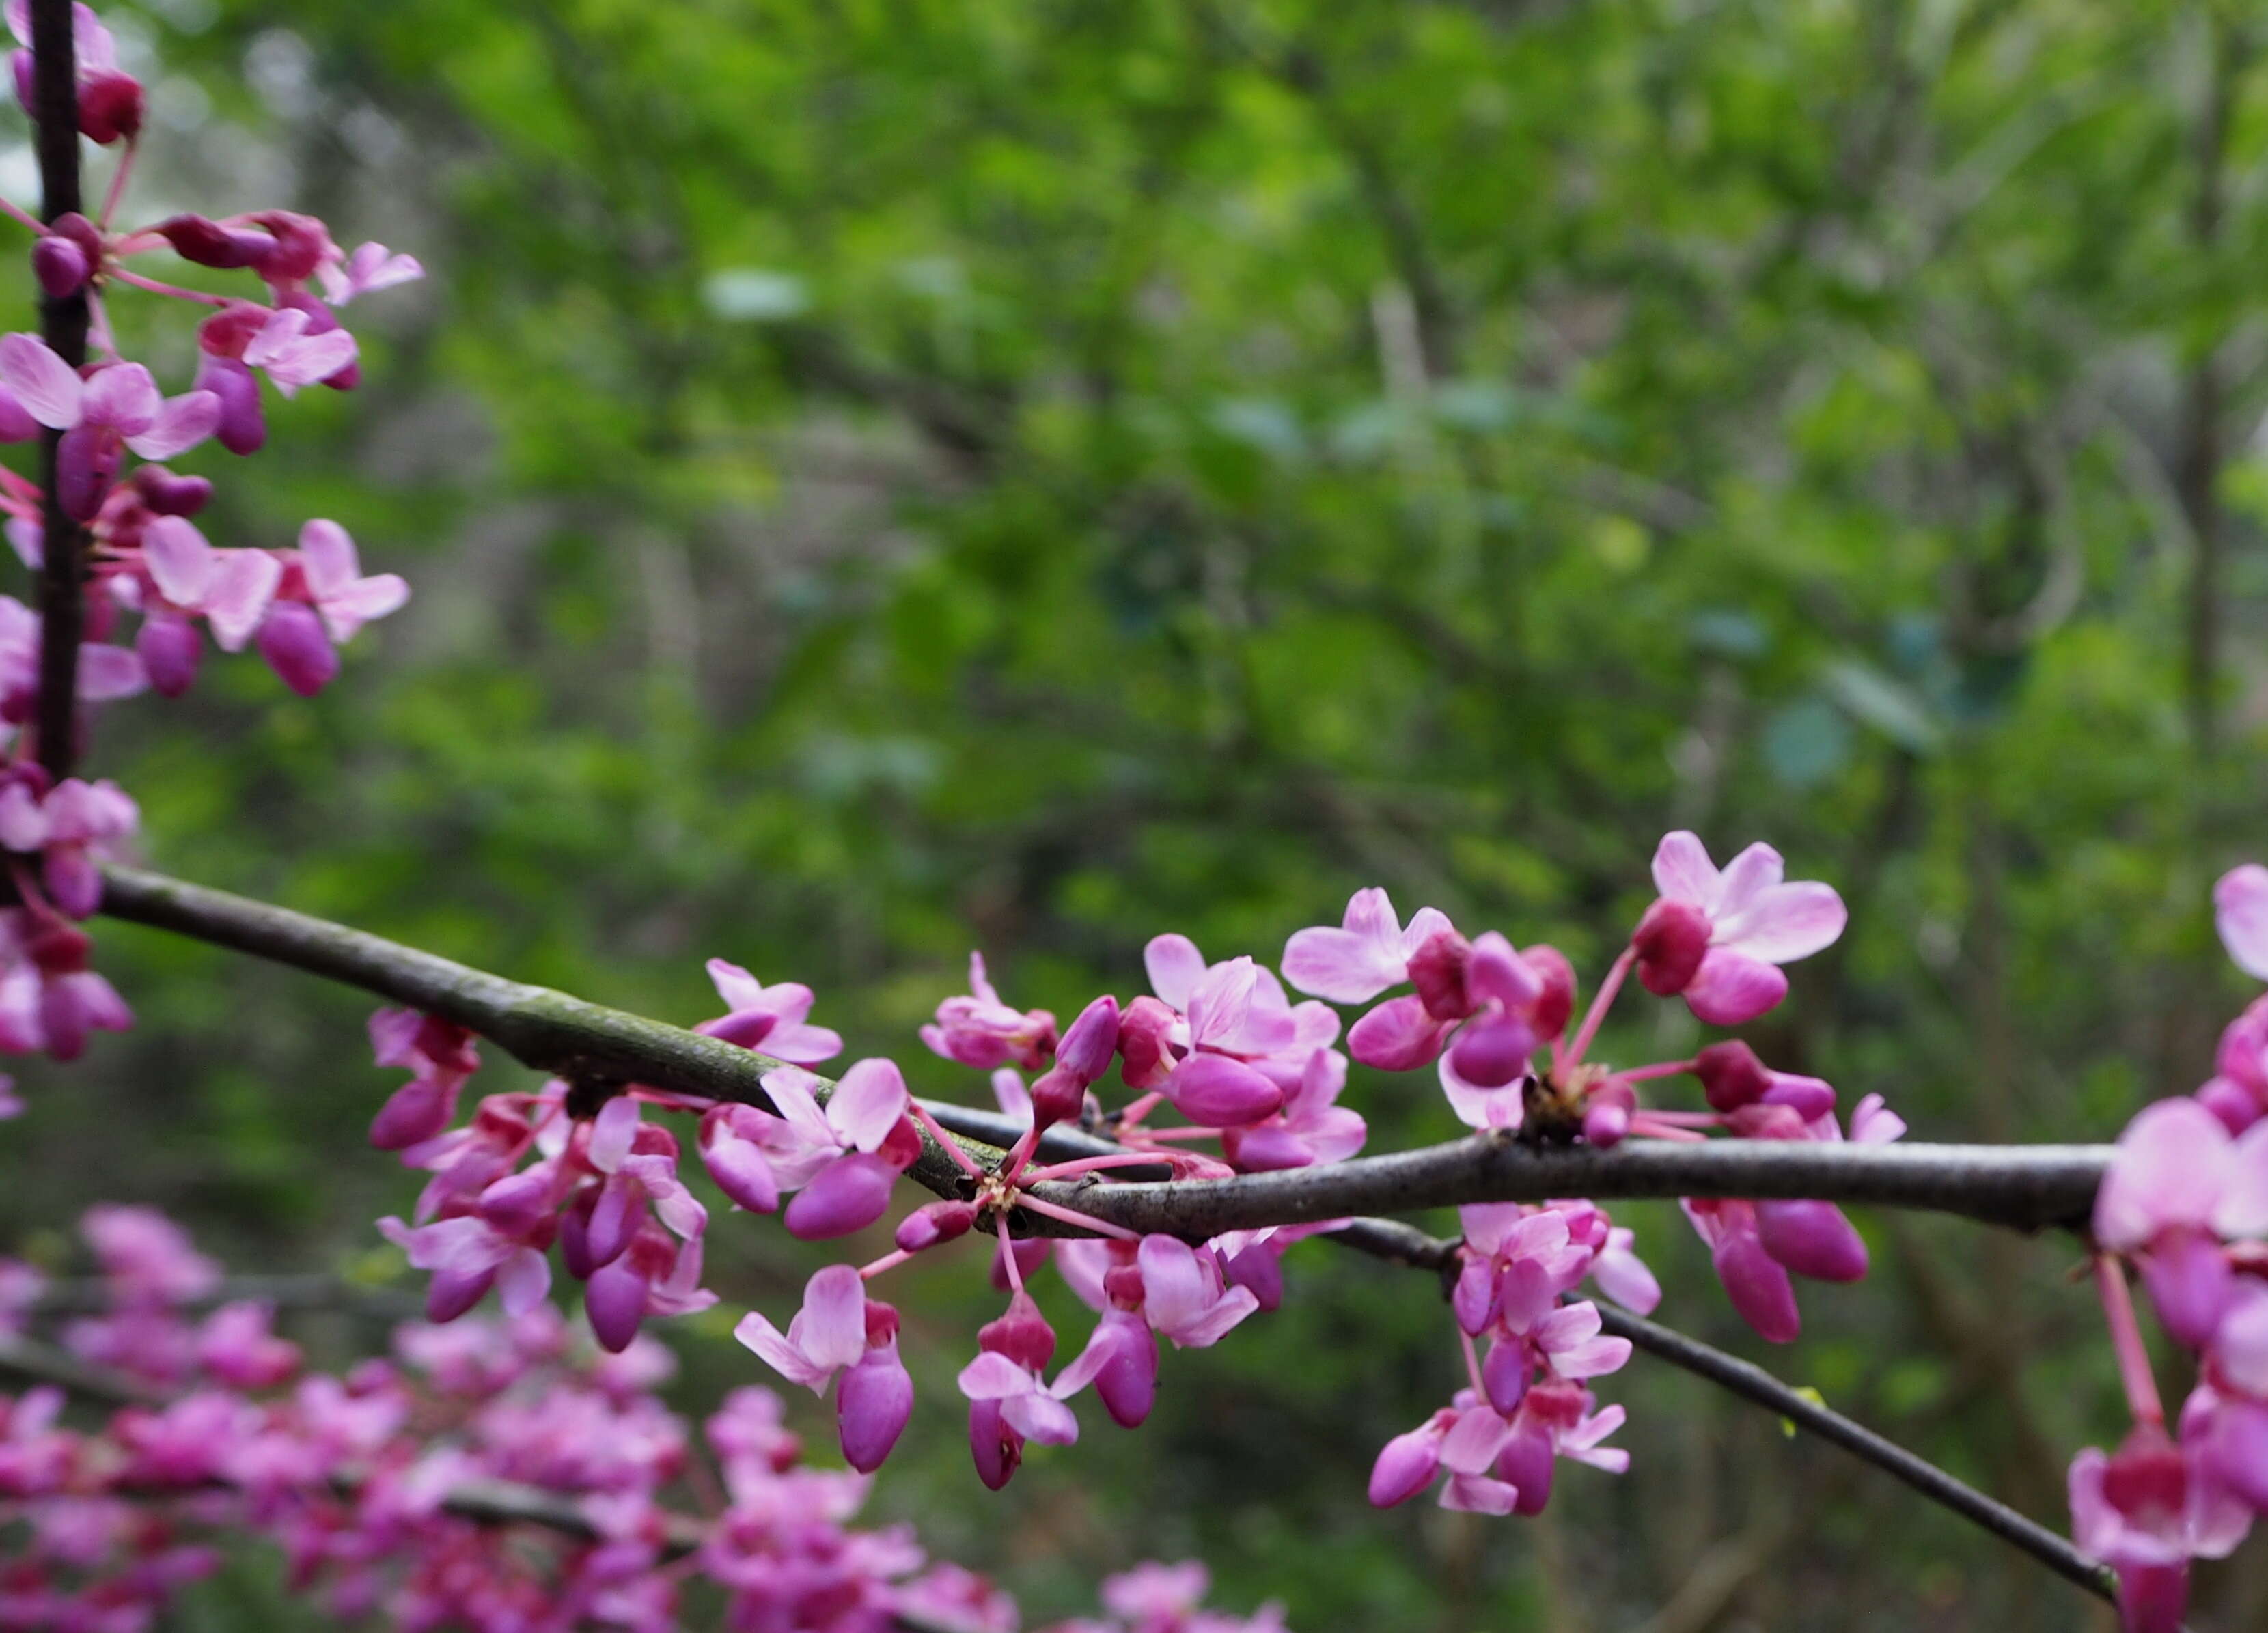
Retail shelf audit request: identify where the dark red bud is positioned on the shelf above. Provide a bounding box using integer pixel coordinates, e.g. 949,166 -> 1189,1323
1521,944 -> 1577,1039
160,214 -> 272,271
1027,1065 -> 1085,1131
77,72 -> 143,144
130,465 -> 213,518
1693,1040 -> 1771,1112
1103,1263 -> 1146,1310
197,301 -> 273,359
895,1200 -> 978,1253
977,1290 -> 1055,1371
1407,929 -> 1475,1022
862,1300 -> 901,1345
193,356 -> 266,456
1633,899 -> 1711,995
1118,996 -> 1180,1089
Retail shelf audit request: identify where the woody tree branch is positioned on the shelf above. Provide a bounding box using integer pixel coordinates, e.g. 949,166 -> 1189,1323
30,0 -> 87,779
94,863 -> 2115,1233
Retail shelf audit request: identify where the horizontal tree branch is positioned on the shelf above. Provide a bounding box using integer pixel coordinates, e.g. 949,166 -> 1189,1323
96,865 -> 2116,1238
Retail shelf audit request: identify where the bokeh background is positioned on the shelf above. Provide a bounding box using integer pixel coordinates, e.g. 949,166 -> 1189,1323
4,1 -> 2266,1627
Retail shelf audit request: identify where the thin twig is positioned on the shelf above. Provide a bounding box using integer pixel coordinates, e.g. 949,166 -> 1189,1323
29,0 -> 87,780
95,865 -> 2115,1233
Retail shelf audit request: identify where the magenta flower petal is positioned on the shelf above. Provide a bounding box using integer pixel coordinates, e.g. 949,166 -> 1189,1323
827,1057 -> 909,1153
836,1339 -> 913,1472
0,333 -> 82,428
783,1152 -> 898,1240
1346,994 -> 1452,1071
583,1255 -> 648,1352
1711,1231 -> 1801,1343
1754,1199 -> 1869,1283
1368,1422 -> 1445,1507
1682,949 -> 1788,1026
123,391 -> 219,460
1142,933 -> 1207,1011
1160,1052 -> 1282,1127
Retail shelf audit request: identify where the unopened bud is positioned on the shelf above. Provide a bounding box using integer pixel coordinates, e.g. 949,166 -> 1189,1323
895,1200 -> 978,1253
31,235 -> 87,298
1693,1040 -> 1770,1112
1407,928 -> 1475,1021
1632,898 -> 1711,995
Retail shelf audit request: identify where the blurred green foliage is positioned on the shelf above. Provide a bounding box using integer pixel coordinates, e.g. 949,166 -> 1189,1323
7,0 -> 2268,1626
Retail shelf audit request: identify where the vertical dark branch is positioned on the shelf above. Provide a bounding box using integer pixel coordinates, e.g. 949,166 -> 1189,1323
30,0 -> 85,780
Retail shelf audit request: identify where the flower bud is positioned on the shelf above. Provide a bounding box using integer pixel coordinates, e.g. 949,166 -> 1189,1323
1754,1199 -> 1868,1283
368,1074 -> 454,1151
1481,1339 -> 1530,1415
77,71 -> 143,144
57,423 -> 120,523
977,1290 -> 1055,1371
31,235 -> 87,298
1693,1040 -> 1771,1113
1448,1016 -> 1536,1089
1027,1065 -> 1085,1132
1117,995 -> 1179,1089
193,356 -> 266,456
1758,1072 -> 1836,1122
896,1199 -> 978,1253
1368,1420 -> 1446,1507
130,465 -> 213,518
135,610 -> 201,699
1056,994 -> 1120,1083
1582,1098 -> 1631,1149
255,600 -> 338,697
969,1397 -> 1021,1491
1161,1052 -> 1282,1127
1520,945 -> 1577,1040
1407,928 -> 1475,1021
583,1254 -> 648,1352
836,1337 -> 913,1473
1632,898 -> 1711,995
1093,1315 -> 1158,1428
1495,1422 -> 1556,1517
1711,1229 -> 1800,1343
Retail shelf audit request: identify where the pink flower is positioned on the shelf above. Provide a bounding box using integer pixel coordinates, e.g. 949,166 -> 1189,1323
2069,1425 -> 2251,1633
240,305 -> 359,397
0,337 -> 217,519
922,952 -> 1058,1071
81,1203 -> 218,1305
739,1061 -> 919,1240
735,1264 -> 914,1473
695,959 -> 843,1063
139,515 -> 286,655
4,1 -> 141,145
1637,832 -> 1847,1025
2215,863 -> 2268,983
365,1008 -> 481,1152
1280,888 -> 1457,1004
195,1301 -> 301,1388
1221,1046 -> 1366,1170
378,1213 -> 551,1324
1132,1235 -> 1259,1348
0,595 -> 145,730
320,241 -> 426,306
2096,1097 -> 2268,1253
0,772 -> 135,919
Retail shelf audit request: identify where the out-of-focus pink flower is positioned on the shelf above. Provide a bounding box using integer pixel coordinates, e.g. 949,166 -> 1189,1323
1280,888 -> 1457,1005
2069,1425 -> 2251,1633
81,1203 -> 219,1305
0,337 -> 217,519
719,1061 -> 919,1240
1221,1046 -> 1365,1170
922,951 -> 1057,1071
0,771 -> 136,919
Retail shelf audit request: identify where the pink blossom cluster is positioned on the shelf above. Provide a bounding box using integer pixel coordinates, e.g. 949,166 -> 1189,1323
363,828 -> 1883,1520
3,1205 -> 1276,1633
0,1 -> 421,1087
2064,864 -> 2268,1632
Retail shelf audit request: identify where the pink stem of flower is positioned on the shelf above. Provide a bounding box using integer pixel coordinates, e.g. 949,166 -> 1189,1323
1624,1108 -> 1723,1127
2094,1253 -> 2163,1428
908,1102 -> 986,1180
1624,1117 -> 1710,1143
1564,947 -> 1635,1071
0,193 -> 46,236
1115,1091 -> 1165,1132
999,1126 -> 1039,1185
1123,1125 -> 1219,1143
1016,1194 -> 1139,1241
97,137 -> 135,230
858,1249 -> 913,1281
1614,1058 -> 1697,1085
995,1218 -> 1023,1292
1019,1153 -> 1170,1184
1458,1326 -> 1487,1399
108,267 -> 232,306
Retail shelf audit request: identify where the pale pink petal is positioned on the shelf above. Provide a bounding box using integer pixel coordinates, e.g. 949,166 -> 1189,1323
1546,1335 -> 1632,1378
799,1264 -> 868,1373
202,550 -> 284,652
1849,1093 -> 1907,1145
1184,957 -> 1264,1050
764,1021 -> 842,1065
706,957 -> 768,1011
1282,889 -> 1411,1003
1650,831 -> 1720,906
756,1066 -> 834,1143
1168,1284 -> 1258,1347
315,573 -> 409,645
1592,1229 -> 1662,1315
80,363 -> 159,436
1143,934 -> 1208,1011
1002,1387 -> 1080,1445
297,519 -> 361,596
1714,881 -> 1847,964
734,1311 -> 833,1391
123,391 -> 219,460
1439,1473 -> 1521,1513
587,1095 -> 641,1173
0,334 -> 80,429
2095,1097 -> 2232,1250
1136,1236 -> 1213,1335
2217,865 -> 2268,982
991,1067 -> 1033,1128
141,516 -> 215,607
495,1248 -> 551,1317
1439,1406 -> 1512,1475
827,1057 -> 908,1153
74,642 -> 146,701
1712,843 -> 1786,917
1400,906 -> 1457,955
2213,1121 -> 2268,1240
0,783 -> 42,852
956,1351 -> 1032,1401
